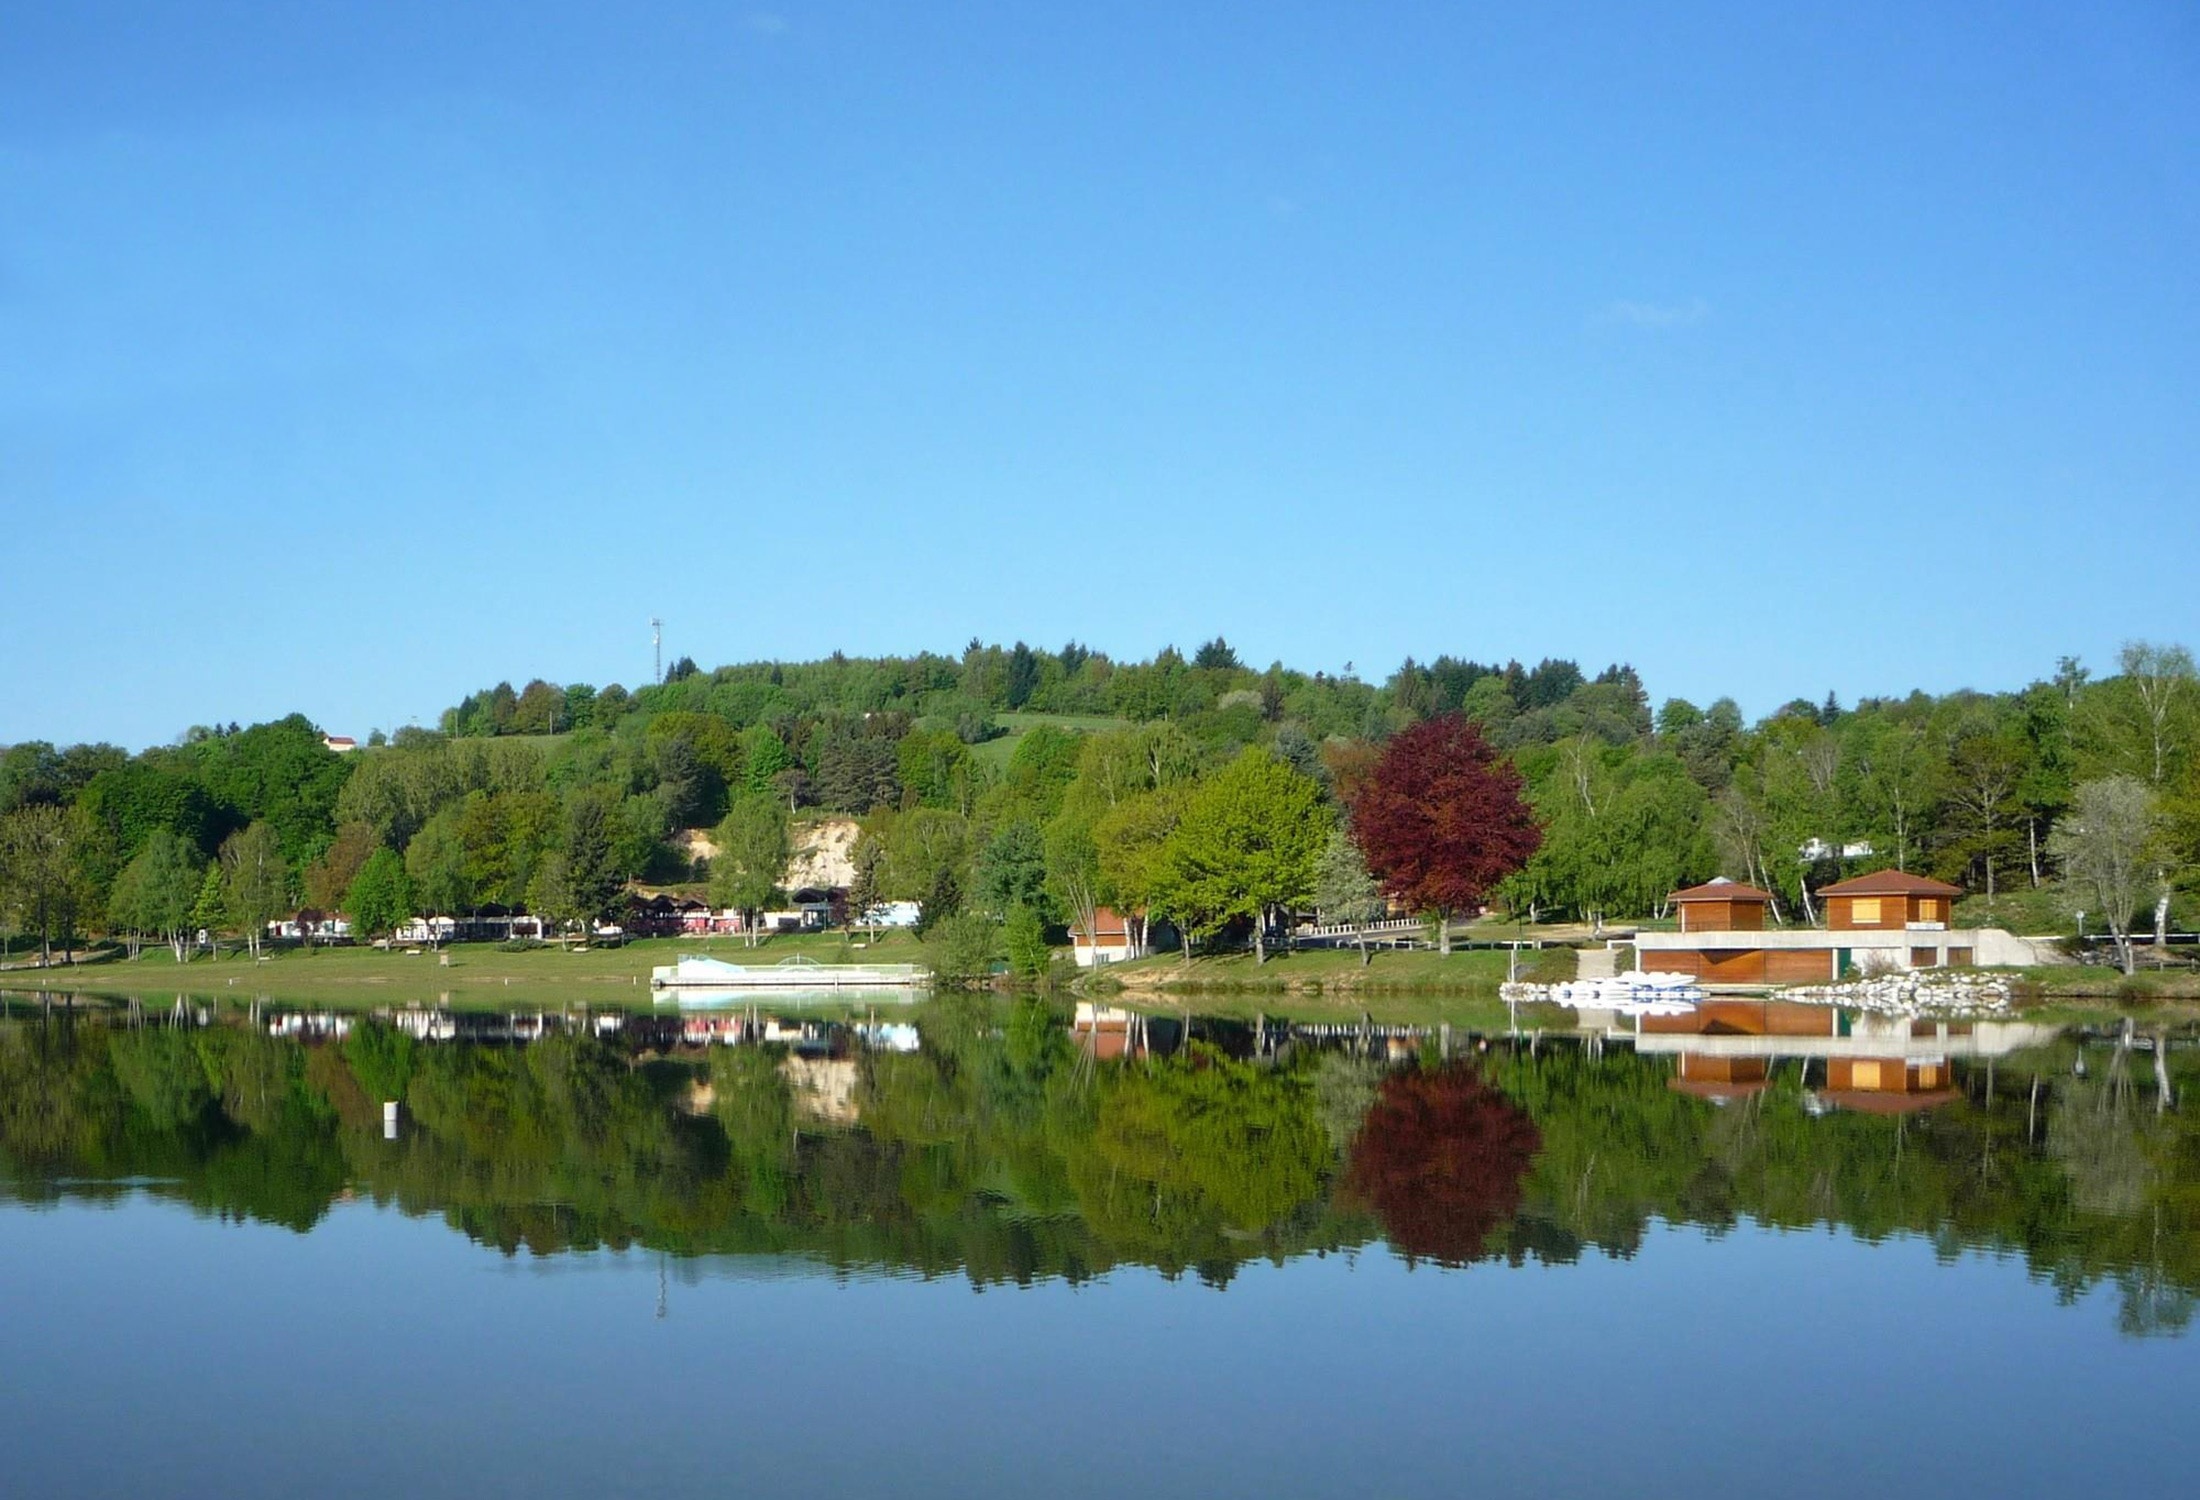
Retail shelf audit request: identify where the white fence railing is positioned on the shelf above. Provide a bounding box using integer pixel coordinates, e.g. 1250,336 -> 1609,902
1294,917 -> 1424,939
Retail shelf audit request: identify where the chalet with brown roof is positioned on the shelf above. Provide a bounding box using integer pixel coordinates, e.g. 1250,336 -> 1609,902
1820,869 -> 1963,932
1633,870 -> 2053,985
1669,878 -> 1774,933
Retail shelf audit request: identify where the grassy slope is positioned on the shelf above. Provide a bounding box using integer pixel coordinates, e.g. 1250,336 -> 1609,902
968,711 -> 1132,770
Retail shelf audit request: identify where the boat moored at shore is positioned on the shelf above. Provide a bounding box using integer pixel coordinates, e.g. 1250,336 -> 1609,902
650,953 -> 928,996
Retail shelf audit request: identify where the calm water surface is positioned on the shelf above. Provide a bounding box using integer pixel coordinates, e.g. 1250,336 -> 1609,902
3,996 -> 2195,1498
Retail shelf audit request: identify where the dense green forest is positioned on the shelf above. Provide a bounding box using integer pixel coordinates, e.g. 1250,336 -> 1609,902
2,639 -> 2195,966
2,1009 -> 2192,1333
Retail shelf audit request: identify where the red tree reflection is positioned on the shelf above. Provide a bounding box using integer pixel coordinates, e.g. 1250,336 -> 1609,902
1343,1065 -> 1541,1266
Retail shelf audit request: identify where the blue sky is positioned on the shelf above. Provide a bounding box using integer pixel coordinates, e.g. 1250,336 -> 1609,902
2,1 -> 2194,749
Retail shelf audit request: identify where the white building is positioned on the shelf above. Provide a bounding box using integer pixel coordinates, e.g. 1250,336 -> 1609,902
1070,908 -> 1149,968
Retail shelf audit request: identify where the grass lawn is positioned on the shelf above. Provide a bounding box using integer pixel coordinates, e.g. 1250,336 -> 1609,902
0,930 -> 932,1009
2009,963 -> 2200,1020
1102,943 -> 1574,992
1953,884 -> 2085,935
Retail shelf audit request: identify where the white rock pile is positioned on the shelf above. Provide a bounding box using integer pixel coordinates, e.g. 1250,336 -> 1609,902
1779,973 -> 2013,1017
1499,972 -> 2015,1019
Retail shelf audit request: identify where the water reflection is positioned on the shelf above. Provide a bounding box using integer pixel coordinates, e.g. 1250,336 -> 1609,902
1,994 -> 2193,1334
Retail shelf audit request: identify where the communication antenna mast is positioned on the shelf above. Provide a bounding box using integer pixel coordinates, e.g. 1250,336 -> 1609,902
651,618 -> 663,684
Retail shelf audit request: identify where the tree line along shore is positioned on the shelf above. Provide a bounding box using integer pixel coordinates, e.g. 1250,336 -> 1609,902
2,638 -> 2195,994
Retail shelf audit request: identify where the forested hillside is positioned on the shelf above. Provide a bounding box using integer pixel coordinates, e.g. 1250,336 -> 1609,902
3,638 -> 2195,964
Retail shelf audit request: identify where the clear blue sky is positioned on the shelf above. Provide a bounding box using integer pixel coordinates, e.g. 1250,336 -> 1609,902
3,1 -> 2194,749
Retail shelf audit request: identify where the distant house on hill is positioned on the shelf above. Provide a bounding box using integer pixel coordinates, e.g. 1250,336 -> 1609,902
1634,872 -> 2050,983
323,735 -> 358,754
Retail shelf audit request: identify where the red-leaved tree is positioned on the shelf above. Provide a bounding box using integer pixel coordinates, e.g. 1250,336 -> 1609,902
1342,1064 -> 1541,1267
1349,714 -> 1540,952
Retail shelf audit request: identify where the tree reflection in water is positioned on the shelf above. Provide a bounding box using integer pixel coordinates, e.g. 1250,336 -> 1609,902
1,1004 -> 2196,1332
1342,1064 -> 1539,1267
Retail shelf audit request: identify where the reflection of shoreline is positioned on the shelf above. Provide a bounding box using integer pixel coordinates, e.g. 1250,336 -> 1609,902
4,1005 -> 2194,1331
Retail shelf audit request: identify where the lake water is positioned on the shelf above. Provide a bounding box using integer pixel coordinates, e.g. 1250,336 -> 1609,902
3,996 -> 2196,1498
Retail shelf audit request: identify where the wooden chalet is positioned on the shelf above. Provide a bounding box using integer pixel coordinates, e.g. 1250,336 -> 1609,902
1669,878 -> 1774,933
1635,868 -> 2048,985
1821,869 -> 1965,941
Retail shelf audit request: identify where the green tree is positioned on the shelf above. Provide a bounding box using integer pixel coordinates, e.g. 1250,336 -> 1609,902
739,725 -> 793,799
404,808 -> 472,942
1045,724 -> 1204,947
454,790 -> 559,909
975,819 -> 1049,918
304,821 -> 379,912
109,828 -> 205,962
924,912 -> 1001,988
191,862 -> 227,957
846,832 -> 886,944
1508,743 -> 1713,924
1092,786 -> 1189,957
182,714 -> 353,867
220,821 -> 289,959
1157,747 -> 1329,963
0,804 -> 93,966
2050,776 -> 2163,974
895,728 -> 974,812
1940,720 -> 2028,904
876,807 -> 970,906
557,793 -> 625,932
1004,903 -> 1049,978
709,795 -> 790,946
915,867 -> 962,937
1314,828 -> 1385,966
76,761 -> 229,864
345,847 -> 415,944
2113,641 -> 2197,788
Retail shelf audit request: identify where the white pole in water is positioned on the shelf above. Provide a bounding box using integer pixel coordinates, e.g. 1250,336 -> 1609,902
383,1101 -> 399,1140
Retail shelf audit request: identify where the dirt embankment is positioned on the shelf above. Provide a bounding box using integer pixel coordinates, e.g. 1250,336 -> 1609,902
678,816 -> 861,890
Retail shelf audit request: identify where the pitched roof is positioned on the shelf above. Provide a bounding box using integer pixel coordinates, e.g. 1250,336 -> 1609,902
1073,906 -> 1133,942
1818,869 -> 1963,898
1667,877 -> 1775,905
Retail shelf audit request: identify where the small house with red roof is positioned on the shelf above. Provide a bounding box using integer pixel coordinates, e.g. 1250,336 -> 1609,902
1070,907 -> 1148,968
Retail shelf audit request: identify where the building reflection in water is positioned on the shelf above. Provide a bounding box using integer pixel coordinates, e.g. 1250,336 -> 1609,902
1562,997 -> 2058,1116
